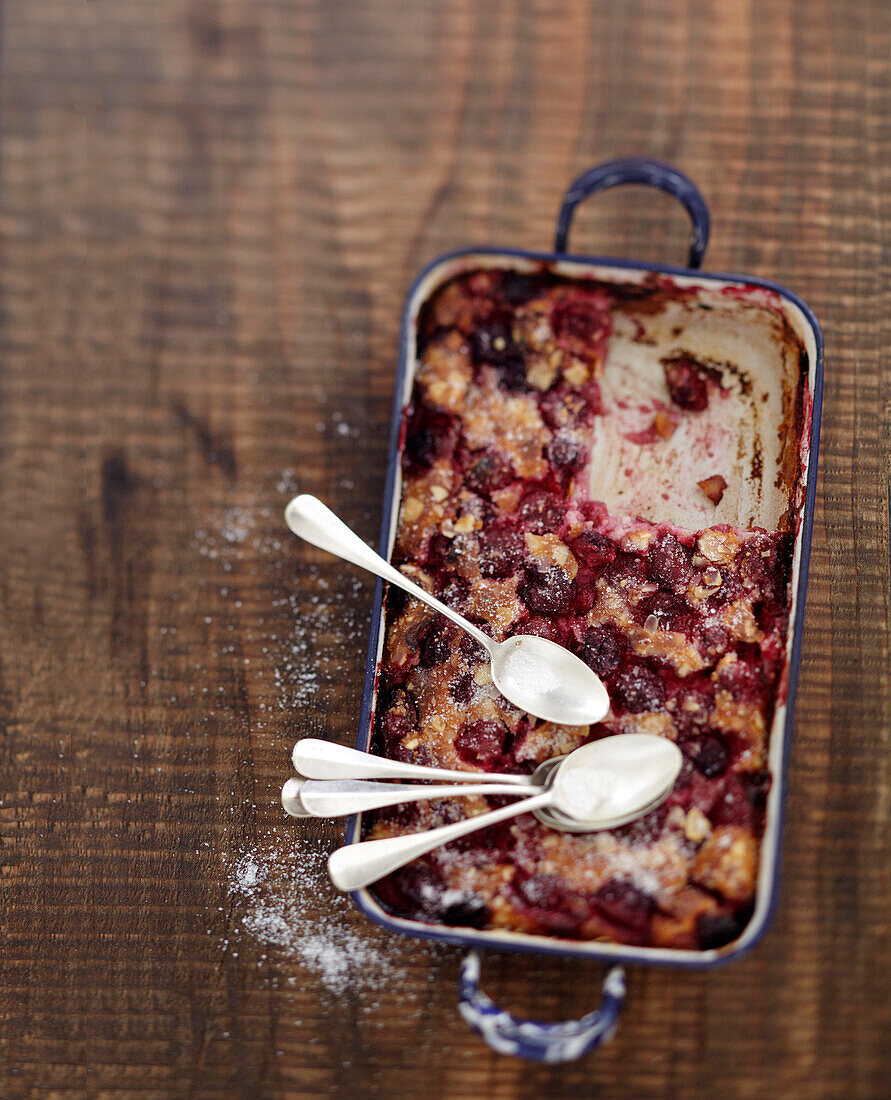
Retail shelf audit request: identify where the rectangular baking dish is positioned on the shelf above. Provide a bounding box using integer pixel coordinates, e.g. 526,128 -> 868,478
347,161 -> 823,987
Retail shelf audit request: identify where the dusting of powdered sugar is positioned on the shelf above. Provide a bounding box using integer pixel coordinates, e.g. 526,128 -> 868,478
196,471 -> 442,1000
226,829 -> 441,998
268,571 -> 366,713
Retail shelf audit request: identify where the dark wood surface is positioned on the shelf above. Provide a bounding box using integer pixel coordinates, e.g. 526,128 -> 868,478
0,1 -> 888,1096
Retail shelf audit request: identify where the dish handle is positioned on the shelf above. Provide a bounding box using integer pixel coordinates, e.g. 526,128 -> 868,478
554,157 -> 710,269
457,951 -> 625,1063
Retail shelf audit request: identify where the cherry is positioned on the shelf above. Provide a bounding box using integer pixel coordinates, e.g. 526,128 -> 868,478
469,312 -> 514,366
715,651 -> 768,703
459,631 -> 489,663
540,384 -> 598,429
698,621 -> 731,658
573,563 -> 598,614
570,530 -> 617,570
547,434 -> 586,473
604,551 -> 649,590
478,524 -> 526,579
454,719 -> 508,767
440,893 -> 491,929
579,624 -> 625,678
436,573 -> 471,607
424,532 -> 459,573
638,590 -> 691,632
380,689 -> 419,743
689,733 -> 730,778
403,404 -> 457,471
519,567 -> 576,616
464,449 -> 513,495
662,356 -> 709,411
551,294 -> 610,354
514,616 -> 571,647
449,671 -> 474,704
517,489 -> 567,535
498,271 -> 543,305
711,775 -> 759,829
493,351 -> 528,392
647,532 -> 694,591
594,879 -> 655,933
514,872 -> 565,911
697,908 -> 747,949
420,619 -> 451,668
614,663 -> 667,713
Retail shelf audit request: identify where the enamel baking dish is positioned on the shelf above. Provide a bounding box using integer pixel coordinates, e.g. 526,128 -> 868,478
346,160 -> 823,1061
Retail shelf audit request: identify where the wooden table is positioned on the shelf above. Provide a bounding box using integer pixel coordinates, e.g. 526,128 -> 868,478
1,1 -> 888,1096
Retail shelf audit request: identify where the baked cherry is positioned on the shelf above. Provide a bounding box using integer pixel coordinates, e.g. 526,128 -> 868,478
696,908 -> 747,949
715,651 -> 768,703
639,590 -> 691,631
381,688 -> 419,743
594,879 -> 655,933
459,630 -> 489,663
614,663 -> 667,713
514,872 -> 564,910
570,530 -> 617,570
464,449 -> 514,495
662,356 -> 709,411
711,775 -> 759,829
547,434 -> 586,473
469,312 -> 514,366
454,719 -> 508,767
403,404 -> 457,470
540,384 -> 600,429
492,351 -> 528,392
449,671 -> 474,704
517,489 -> 567,535
420,619 -> 451,668
499,271 -> 543,305
514,615 -> 571,647
478,523 -> 526,579
440,893 -> 491,929
689,733 -> 730,778
519,567 -> 576,616
647,532 -> 694,591
551,293 -> 611,360
437,573 -> 471,608
579,623 -> 625,678
573,564 -> 598,614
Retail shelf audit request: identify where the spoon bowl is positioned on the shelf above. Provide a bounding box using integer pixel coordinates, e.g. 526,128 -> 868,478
533,734 -> 683,832
284,495 -> 609,726
490,634 -> 610,727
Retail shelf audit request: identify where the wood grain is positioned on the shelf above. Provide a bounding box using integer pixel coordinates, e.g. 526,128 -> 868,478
0,0 -> 888,1096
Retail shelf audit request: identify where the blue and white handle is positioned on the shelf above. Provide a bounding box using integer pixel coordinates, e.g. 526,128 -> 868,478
554,156 -> 711,269
458,952 -> 626,1063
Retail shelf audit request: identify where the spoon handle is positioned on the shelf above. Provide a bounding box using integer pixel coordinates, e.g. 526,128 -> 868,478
292,739 -> 532,786
284,495 -> 493,651
281,777 -> 313,817
299,778 -> 535,817
327,791 -> 553,891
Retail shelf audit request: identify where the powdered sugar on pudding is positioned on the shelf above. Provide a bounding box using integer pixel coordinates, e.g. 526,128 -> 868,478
367,268 -> 807,951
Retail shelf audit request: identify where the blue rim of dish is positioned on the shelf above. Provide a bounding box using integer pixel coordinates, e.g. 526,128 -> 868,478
349,242 -> 824,971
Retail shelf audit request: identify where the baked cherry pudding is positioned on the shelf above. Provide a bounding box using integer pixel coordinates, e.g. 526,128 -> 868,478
367,268 -> 799,951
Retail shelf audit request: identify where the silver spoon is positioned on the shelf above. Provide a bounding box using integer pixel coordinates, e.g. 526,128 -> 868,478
292,738 -> 533,786
326,734 -> 682,891
291,776 -> 539,817
281,777 -> 313,817
284,495 -> 610,726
